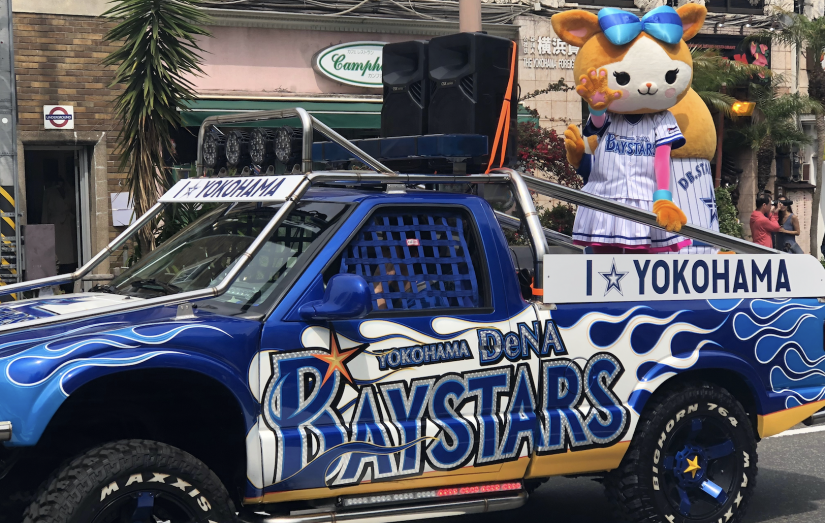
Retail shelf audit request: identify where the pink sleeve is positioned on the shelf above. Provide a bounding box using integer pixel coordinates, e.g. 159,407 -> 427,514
590,113 -> 607,128
766,214 -> 782,232
654,144 -> 672,192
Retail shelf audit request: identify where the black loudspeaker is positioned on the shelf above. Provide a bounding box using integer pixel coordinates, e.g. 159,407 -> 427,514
381,41 -> 429,137
428,33 -> 517,167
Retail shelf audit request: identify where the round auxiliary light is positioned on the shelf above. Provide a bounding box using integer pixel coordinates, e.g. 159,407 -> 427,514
274,126 -> 303,168
225,130 -> 251,168
250,128 -> 276,166
202,129 -> 227,170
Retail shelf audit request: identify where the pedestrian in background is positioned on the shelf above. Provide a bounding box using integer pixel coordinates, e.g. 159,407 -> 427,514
776,197 -> 803,253
750,195 -> 781,249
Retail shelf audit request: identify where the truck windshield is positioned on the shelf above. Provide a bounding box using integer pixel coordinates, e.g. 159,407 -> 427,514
108,201 -> 348,312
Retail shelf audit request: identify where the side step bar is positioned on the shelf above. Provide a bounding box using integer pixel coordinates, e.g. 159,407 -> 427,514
803,409 -> 825,426
239,492 -> 527,523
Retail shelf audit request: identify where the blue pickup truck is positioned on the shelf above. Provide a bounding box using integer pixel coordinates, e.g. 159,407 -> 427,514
3,112 -> 825,523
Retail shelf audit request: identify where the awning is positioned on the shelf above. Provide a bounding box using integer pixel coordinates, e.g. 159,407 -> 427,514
180,99 -> 382,129
182,99 -> 539,129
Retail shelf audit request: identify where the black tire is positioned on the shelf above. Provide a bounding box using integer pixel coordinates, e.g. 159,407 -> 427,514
605,382 -> 758,523
23,439 -> 237,523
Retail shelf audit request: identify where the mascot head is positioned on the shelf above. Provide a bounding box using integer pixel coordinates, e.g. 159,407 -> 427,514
551,5 -> 706,114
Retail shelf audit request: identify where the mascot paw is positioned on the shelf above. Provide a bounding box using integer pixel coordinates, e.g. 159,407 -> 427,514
576,68 -> 622,111
564,125 -> 584,168
653,200 -> 688,232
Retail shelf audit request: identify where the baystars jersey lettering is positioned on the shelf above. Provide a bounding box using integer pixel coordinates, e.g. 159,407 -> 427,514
584,111 -> 685,200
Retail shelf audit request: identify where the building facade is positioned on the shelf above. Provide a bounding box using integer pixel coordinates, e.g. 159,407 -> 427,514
11,0 -> 822,281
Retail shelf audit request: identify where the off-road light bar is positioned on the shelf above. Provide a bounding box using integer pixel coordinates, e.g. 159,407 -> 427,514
225,130 -> 251,167
339,481 -> 522,509
250,128 -> 276,166
202,129 -> 227,169
275,126 -> 303,168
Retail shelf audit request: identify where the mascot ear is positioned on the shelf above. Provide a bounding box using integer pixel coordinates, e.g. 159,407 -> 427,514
551,10 -> 601,48
677,4 -> 707,42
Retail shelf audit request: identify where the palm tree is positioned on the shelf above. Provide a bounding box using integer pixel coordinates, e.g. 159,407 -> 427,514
756,13 -> 825,255
691,48 -> 768,116
729,76 -> 822,191
103,0 -> 210,252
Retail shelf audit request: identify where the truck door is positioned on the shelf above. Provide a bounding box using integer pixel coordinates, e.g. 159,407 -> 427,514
255,197 -> 527,501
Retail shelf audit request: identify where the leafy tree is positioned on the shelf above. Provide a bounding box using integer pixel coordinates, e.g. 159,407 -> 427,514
517,121 -> 581,189
691,48 -> 768,116
505,122 -> 582,245
715,185 -> 743,239
729,75 -> 821,191
756,13 -> 825,255
103,0 -> 210,252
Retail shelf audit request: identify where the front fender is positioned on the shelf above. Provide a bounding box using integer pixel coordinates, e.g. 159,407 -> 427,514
629,349 -> 768,419
0,318 -> 261,446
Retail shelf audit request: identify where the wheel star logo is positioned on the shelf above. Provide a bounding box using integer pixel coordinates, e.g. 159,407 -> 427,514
312,327 -> 369,387
600,258 -> 628,296
683,455 -> 701,478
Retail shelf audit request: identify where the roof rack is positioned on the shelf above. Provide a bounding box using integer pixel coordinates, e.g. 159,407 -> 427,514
0,108 -> 774,334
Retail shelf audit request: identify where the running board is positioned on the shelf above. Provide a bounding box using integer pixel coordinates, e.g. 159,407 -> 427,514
239,491 -> 527,523
803,410 -> 825,426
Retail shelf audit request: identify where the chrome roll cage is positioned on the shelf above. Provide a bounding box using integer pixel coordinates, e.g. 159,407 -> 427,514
0,107 -> 774,335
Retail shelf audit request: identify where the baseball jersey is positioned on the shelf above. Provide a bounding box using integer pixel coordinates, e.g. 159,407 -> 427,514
670,158 -> 719,254
582,111 -> 685,200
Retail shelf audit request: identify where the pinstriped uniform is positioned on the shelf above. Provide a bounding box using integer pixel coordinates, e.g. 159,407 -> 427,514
670,158 -> 719,254
573,111 -> 688,250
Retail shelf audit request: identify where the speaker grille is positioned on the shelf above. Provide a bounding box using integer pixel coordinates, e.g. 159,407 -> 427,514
410,81 -> 423,106
459,76 -> 474,99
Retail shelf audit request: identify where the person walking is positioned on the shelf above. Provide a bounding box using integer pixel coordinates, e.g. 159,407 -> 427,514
749,195 -> 781,248
776,197 -> 804,253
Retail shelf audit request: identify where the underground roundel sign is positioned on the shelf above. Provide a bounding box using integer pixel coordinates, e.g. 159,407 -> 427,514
43,105 -> 74,130
313,41 -> 385,88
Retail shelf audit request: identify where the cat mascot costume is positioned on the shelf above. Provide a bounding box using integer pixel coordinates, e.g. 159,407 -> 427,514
552,4 -> 713,253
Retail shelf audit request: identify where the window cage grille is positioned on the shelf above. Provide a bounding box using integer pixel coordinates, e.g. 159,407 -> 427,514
340,210 -> 480,311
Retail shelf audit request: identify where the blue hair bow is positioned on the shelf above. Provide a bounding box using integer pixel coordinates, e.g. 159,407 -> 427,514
598,6 -> 683,46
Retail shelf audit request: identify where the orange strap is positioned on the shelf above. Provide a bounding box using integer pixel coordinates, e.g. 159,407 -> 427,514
485,42 -> 518,174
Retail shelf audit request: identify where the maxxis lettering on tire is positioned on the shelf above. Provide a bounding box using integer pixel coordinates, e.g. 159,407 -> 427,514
23,439 -> 236,523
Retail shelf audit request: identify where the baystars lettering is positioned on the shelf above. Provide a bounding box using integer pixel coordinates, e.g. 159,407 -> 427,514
604,133 -> 655,157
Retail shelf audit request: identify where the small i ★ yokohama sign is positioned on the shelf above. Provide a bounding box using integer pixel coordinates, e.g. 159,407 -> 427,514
43,105 -> 74,130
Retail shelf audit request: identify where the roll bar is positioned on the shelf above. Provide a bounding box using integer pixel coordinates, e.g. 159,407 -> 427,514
0,106 -> 775,335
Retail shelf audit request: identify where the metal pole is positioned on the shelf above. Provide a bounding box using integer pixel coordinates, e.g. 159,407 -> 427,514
521,173 -> 777,254
459,0 -> 482,32
0,0 -> 19,295
0,202 -> 167,296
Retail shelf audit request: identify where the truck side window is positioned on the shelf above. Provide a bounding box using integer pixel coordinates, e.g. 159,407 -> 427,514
337,208 -> 489,311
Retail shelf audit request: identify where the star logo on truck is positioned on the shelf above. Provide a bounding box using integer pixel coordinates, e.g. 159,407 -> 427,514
600,259 -> 627,296
312,327 -> 369,387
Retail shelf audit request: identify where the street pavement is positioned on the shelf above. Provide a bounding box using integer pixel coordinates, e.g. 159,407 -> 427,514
453,425 -> 825,523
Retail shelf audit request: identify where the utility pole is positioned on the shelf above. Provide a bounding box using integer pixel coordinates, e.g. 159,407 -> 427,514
459,0 -> 482,32
0,0 -> 19,297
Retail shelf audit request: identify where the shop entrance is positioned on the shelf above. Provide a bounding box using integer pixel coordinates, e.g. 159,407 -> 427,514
23,147 -> 92,287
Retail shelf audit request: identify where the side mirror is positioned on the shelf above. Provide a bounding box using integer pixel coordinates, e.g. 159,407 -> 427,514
299,274 -> 373,321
